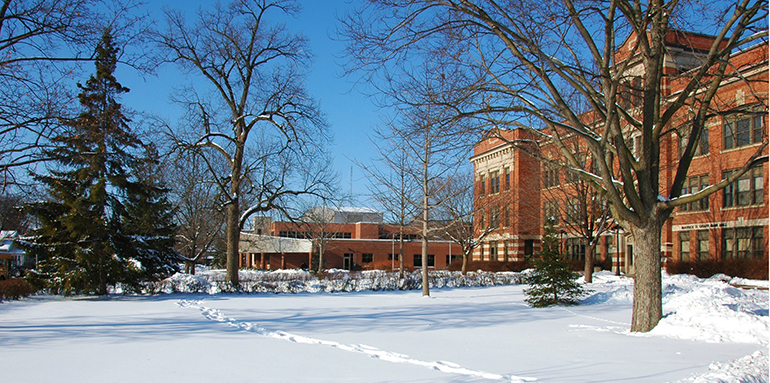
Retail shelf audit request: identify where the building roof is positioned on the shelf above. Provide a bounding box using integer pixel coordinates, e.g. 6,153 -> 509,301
239,232 -> 312,254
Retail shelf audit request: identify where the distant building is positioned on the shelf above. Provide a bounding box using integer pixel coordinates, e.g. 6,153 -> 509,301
239,208 -> 461,270
303,206 -> 384,224
0,231 -> 30,270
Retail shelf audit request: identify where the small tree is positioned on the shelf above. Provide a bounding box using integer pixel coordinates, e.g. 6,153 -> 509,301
525,218 -> 587,307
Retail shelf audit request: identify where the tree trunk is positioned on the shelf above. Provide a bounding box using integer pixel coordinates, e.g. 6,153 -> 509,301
584,241 -> 596,283
225,201 -> 240,286
421,234 -> 429,296
630,224 -> 664,332
399,231 -> 404,277
317,242 -> 325,273
461,252 -> 468,275
421,187 -> 429,296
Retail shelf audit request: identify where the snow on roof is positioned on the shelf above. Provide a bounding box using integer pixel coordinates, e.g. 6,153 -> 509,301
239,232 -> 312,253
0,230 -> 18,239
329,206 -> 381,214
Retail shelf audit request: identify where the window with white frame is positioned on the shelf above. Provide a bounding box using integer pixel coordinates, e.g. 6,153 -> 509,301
723,166 -> 764,208
723,111 -> 765,150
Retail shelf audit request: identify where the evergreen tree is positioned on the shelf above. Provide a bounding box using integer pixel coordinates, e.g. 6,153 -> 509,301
23,29 -> 179,295
118,145 -> 182,288
524,218 -> 588,307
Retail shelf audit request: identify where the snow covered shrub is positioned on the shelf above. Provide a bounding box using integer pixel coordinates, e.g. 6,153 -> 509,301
147,268 -> 526,295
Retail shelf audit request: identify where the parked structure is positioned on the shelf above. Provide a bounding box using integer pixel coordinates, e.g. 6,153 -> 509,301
239,209 -> 463,270
472,34 -> 768,273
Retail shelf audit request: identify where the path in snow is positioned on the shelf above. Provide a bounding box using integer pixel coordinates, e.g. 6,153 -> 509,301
178,299 -> 537,383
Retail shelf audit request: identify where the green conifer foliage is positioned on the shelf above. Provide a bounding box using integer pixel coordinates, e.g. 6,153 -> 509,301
22,29 -> 179,295
524,218 -> 588,307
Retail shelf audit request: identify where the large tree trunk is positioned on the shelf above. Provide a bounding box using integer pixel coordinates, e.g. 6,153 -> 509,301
630,224 -> 664,332
584,241 -> 596,283
461,252 -> 468,275
225,201 -> 240,286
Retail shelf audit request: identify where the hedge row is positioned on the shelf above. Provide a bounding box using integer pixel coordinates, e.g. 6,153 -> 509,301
665,257 -> 769,280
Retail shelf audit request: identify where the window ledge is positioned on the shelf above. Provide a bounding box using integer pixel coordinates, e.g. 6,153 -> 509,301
720,142 -> 765,154
675,209 -> 710,215
720,204 -> 765,211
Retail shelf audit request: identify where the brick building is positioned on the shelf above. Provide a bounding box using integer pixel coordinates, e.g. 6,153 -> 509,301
239,208 -> 463,270
472,33 -> 768,273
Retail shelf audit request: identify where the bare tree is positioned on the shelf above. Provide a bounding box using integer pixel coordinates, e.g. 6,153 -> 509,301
432,171 -> 492,275
385,101 -> 471,296
296,201 -> 349,273
165,151 -> 226,275
540,143 -> 613,283
0,0 -> 149,191
342,0 -> 768,332
157,0 -> 333,286
361,131 -> 420,276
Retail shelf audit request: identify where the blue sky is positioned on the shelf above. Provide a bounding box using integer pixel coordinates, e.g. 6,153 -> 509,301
117,0 -> 381,206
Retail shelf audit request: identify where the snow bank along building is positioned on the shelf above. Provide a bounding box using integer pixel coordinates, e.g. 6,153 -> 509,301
472,31 -> 768,273
239,207 -> 463,270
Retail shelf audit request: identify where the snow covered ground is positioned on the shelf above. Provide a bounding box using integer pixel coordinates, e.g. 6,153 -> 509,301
0,271 -> 767,382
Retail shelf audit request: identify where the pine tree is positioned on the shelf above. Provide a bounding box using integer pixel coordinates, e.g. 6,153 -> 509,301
23,29 -> 179,295
524,218 -> 588,307
118,144 -> 182,288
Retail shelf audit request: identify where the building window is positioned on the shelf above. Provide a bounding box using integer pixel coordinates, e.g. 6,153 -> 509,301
696,230 -> 709,261
504,167 -> 511,190
679,127 -> 709,157
543,166 -> 559,188
566,238 -> 585,261
388,253 -> 396,260
490,170 -> 500,194
489,241 -> 498,261
604,235 -> 613,257
279,230 -> 309,238
566,197 -> 581,217
723,166 -> 764,208
490,206 -> 500,229
427,254 -> 435,267
724,112 -> 765,150
680,175 -> 709,211
361,253 -> 373,263
524,239 -> 534,256
446,254 -> 459,265
565,154 -> 586,184
679,231 -> 690,261
723,227 -> 765,259
413,254 -> 422,267
543,200 -> 560,224
479,212 -> 485,229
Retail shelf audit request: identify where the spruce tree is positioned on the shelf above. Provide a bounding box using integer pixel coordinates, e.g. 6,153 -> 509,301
524,217 -> 588,307
23,29 -> 179,295
118,144 -> 182,288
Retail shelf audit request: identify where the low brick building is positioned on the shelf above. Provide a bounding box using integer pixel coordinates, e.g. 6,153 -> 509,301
239,209 -> 463,270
